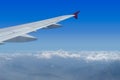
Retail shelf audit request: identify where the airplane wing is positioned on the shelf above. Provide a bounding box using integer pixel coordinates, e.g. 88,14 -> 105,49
0,11 -> 80,44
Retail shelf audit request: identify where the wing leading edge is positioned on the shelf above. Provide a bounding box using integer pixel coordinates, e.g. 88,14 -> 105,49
0,11 -> 80,44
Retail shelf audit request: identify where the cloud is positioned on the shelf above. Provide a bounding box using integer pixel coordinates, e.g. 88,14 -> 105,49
0,50 -> 120,80
35,50 -> 81,59
86,51 -> 120,61
0,50 -> 120,61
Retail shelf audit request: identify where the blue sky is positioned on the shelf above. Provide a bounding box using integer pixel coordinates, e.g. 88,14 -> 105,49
0,0 -> 120,52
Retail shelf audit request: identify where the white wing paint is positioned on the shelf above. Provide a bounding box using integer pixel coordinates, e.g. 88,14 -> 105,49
0,11 -> 80,44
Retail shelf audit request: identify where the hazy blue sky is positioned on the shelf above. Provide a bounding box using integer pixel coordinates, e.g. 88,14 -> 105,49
0,0 -> 120,52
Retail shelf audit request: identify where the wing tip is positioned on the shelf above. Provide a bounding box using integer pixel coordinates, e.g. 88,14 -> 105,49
73,11 -> 80,19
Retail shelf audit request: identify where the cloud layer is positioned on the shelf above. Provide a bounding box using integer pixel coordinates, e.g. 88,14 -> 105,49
1,50 -> 120,61
0,50 -> 120,80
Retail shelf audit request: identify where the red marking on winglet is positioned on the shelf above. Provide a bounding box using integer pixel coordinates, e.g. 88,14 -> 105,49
73,11 -> 80,19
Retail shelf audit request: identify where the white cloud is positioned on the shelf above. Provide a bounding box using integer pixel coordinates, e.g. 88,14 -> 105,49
86,52 -> 120,61
0,50 -> 120,80
35,50 -> 81,59
0,50 -> 120,62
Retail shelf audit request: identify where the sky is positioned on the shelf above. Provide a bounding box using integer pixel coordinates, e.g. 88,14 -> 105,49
0,0 -> 120,52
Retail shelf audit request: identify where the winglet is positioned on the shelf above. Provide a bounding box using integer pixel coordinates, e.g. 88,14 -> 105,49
73,11 -> 80,19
